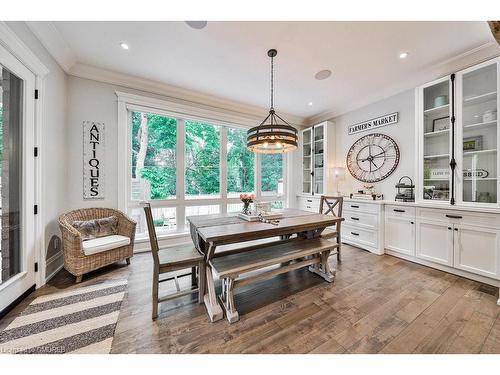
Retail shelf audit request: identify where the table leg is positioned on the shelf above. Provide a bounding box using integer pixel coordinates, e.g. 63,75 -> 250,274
203,243 -> 223,322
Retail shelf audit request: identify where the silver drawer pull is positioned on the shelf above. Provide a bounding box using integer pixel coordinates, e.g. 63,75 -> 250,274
350,217 -> 360,221
351,232 -> 360,236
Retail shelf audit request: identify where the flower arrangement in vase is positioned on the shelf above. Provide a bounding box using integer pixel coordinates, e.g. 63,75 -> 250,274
240,193 -> 256,215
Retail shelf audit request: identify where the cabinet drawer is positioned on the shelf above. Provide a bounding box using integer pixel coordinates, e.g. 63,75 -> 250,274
385,205 -> 416,219
417,207 -> 500,229
342,225 -> 377,248
343,211 -> 378,229
297,196 -> 320,213
344,201 -> 380,213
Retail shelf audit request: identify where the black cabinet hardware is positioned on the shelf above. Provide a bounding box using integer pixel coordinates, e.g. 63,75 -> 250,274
393,209 -> 406,213
410,221 -> 414,224
351,232 -> 360,236
351,217 -> 360,221
448,227 -> 452,230
307,199 -> 312,202
446,214 -> 462,219
351,205 -> 359,208
454,228 -> 458,232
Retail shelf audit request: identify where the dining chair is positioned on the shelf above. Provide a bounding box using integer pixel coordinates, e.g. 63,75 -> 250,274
319,195 -> 343,261
142,202 -> 205,320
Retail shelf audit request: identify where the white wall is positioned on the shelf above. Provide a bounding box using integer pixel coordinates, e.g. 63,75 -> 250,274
5,22 -> 68,279
332,89 -> 416,199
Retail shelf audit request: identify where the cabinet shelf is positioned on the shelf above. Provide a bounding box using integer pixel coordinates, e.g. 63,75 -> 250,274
463,91 -> 497,106
423,153 -> 450,159
463,149 -> 497,156
463,120 -> 496,130
463,178 -> 497,181
424,104 -> 449,117
424,129 -> 449,137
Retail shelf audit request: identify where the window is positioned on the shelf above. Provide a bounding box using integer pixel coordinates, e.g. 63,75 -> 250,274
123,100 -> 287,240
261,153 -> 284,195
185,121 -> 220,199
131,111 -> 176,200
227,127 -> 255,197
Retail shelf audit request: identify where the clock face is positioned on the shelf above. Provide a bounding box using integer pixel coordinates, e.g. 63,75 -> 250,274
346,133 -> 400,183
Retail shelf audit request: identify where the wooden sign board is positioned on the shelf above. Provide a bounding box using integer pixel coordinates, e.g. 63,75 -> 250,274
83,121 -> 105,199
348,112 -> 398,135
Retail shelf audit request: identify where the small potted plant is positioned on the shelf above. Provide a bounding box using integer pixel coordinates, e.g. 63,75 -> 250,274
240,193 -> 256,215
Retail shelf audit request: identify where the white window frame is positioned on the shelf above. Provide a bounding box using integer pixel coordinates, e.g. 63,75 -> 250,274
116,92 -> 288,241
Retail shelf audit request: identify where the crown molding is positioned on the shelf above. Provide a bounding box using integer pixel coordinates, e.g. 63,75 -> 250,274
0,22 -> 49,76
25,21 -> 77,72
306,41 -> 500,126
69,62 -> 308,127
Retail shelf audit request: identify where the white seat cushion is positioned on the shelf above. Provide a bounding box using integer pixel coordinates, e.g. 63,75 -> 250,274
82,235 -> 131,256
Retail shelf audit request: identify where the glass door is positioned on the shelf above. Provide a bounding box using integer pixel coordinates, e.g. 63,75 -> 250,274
313,124 -> 324,194
302,128 -> 312,194
421,77 -> 452,202
0,43 -> 36,313
459,60 -> 498,205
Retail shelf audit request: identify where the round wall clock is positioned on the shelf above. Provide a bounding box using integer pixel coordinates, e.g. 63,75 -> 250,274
346,133 -> 400,183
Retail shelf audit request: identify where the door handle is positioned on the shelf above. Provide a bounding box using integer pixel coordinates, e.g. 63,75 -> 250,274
350,217 -> 360,221
393,209 -> 405,213
351,232 -> 360,236
446,214 -> 462,219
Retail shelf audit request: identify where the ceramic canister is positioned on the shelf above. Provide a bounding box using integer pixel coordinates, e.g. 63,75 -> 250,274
434,95 -> 448,107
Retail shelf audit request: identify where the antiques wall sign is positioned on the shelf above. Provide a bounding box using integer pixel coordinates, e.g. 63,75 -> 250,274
83,121 -> 105,199
348,112 -> 399,135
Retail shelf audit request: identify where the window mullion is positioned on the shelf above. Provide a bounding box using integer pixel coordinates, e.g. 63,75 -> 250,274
176,119 -> 186,230
220,126 -> 228,213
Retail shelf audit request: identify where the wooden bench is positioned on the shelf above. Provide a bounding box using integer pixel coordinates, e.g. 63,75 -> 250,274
210,238 -> 338,323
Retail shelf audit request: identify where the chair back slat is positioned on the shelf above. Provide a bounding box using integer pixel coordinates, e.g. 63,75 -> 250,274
319,196 -> 343,218
142,202 -> 160,267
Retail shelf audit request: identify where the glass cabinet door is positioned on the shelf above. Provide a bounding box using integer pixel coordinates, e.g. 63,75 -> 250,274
422,78 -> 452,201
302,128 -> 312,194
460,62 -> 498,204
313,124 -> 324,194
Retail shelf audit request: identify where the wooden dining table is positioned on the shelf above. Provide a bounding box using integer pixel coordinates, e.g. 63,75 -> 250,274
187,208 -> 342,322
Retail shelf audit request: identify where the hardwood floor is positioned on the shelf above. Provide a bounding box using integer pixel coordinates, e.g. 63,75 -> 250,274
1,244 -> 499,353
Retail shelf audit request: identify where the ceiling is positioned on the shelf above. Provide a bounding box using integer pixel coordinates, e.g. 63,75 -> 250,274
30,21 -> 498,121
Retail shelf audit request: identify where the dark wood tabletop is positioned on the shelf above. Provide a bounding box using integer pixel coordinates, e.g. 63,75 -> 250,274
187,208 -> 342,246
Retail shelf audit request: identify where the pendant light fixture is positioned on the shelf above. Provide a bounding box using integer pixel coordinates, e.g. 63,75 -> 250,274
247,49 -> 298,154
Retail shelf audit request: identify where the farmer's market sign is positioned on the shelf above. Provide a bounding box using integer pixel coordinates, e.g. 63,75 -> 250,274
348,112 -> 399,135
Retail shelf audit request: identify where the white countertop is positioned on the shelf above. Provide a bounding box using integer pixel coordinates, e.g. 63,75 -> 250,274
297,194 -> 500,214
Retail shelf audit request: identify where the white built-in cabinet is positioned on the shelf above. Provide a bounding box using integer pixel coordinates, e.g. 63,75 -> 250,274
301,121 -> 334,196
417,56 -> 500,208
384,205 -> 415,256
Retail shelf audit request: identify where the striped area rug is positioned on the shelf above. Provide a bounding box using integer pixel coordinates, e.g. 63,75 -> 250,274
0,279 -> 127,354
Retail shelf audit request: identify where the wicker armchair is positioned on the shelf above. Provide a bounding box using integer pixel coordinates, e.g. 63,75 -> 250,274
59,208 -> 136,283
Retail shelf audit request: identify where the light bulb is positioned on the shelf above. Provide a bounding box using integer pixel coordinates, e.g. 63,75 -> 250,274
276,142 -> 282,148
263,142 -> 269,148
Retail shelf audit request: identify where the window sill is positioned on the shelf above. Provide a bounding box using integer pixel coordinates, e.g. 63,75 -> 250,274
135,230 -> 191,244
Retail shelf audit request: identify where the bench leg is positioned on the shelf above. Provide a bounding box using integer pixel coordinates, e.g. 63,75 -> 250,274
204,263 -> 224,322
198,262 -> 205,304
218,277 -> 239,323
308,250 -> 335,283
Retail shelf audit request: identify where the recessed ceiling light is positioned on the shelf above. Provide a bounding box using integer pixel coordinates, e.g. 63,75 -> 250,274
120,42 -> 129,50
308,102 -> 313,106
315,69 -> 332,80
185,21 -> 208,29
399,52 -> 409,59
